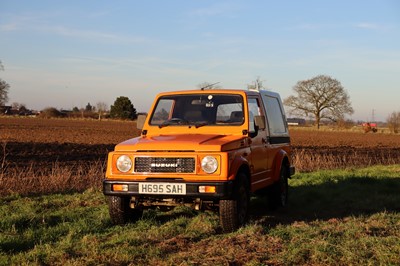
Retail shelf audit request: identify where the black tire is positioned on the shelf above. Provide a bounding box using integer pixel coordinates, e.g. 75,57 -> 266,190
107,196 -> 143,225
268,166 -> 289,210
219,172 -> 250,233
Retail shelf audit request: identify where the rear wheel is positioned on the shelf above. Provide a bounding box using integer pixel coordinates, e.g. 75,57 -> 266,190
107,196 -> 143,225
268,166 -> 289,210
219,172 -> 250,233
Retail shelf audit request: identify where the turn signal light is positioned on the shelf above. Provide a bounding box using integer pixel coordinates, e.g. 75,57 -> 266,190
113,184 -> 128,192
199,186 -> 216,193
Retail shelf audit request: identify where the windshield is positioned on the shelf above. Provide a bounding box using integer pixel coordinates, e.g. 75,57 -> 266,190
150,94 -> 244,127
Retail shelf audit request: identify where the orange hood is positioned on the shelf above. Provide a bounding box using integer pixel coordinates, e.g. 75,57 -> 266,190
114,134 -> 248,152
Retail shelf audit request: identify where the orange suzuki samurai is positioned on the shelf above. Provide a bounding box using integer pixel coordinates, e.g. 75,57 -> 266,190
103,89 -> 295,232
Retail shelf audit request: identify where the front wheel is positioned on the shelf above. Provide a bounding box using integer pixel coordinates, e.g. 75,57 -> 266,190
219,173 -> 250,233
107,196 -> 143,225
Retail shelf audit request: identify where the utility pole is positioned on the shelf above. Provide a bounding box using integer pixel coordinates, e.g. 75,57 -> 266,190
372,109 -> 375,122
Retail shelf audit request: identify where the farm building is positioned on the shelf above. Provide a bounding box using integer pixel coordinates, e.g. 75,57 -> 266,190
287,118 -> 306,126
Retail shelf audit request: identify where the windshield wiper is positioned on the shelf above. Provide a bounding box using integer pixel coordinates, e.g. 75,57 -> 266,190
159,122 -> 169,128
159,118 -> 189,128
194,122 -> 209,128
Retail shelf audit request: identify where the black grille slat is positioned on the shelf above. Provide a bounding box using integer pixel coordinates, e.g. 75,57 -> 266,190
134,157 -> 195,173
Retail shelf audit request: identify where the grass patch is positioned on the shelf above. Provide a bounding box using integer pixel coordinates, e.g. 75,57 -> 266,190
287,165 -> 400,219
1,165 -> 399,265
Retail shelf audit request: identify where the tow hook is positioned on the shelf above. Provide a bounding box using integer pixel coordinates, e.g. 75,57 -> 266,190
130,197 -> 139,209
194,198 -> 202,210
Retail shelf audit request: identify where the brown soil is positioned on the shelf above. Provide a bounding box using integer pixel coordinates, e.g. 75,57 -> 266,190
290,129 -> 400,148
0,117 -> 140,169
1,117 -> 399,171
290,128 -> 400,171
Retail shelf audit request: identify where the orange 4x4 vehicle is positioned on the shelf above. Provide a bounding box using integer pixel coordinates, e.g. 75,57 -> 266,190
103,89 -> 295,232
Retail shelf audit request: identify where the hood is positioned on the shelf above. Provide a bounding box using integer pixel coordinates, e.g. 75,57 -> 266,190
114,134 -> 248,152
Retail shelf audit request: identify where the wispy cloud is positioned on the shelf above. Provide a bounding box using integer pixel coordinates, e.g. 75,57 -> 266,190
58,56 -> 204,77
286,23 -> 345,32
355,22 -> 385,31
39,25 -> 150,44
0,13 -> 150,44
45,25 -> 116,39
0,23 -> 18,31
0,14 -> 41,32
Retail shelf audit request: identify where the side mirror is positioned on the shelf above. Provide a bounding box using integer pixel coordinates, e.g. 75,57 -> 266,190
136,114 -> 147,130
254,115 -> 266,130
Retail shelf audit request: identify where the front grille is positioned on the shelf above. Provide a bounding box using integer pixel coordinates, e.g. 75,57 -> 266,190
134,157 -> 195,173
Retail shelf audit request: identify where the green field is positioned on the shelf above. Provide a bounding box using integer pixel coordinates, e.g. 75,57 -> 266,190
1,165 -> 399,265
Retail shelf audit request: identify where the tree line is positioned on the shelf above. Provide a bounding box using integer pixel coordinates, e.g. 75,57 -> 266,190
0,60 -> 137,120
38,96 -> 137,120
1,59 -> 400,132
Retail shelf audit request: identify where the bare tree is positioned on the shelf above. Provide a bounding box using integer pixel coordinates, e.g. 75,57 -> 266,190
284,75 -> 354,129
247,76 -> 265,91
96,102 -> 108,120
11,102 -> 20,109
387,111 -> 400,133
0,60 -> 9,106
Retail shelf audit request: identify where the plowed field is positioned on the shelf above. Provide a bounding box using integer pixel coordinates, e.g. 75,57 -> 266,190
1,117 -> 400,172
290,129 -> 400,171
0,117 -> 139,169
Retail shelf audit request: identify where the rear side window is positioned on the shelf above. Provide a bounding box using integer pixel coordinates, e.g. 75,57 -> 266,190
263,96 -> 288,135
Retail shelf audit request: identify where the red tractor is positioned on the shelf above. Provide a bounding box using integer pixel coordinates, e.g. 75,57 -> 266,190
362,122 -> 378,133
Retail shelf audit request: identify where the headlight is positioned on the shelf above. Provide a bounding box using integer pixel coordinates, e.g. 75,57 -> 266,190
201,156 -> 218,174
116,155 -> 132,173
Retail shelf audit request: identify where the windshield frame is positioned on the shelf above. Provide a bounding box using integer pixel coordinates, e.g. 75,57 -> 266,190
149,93 -> 245,127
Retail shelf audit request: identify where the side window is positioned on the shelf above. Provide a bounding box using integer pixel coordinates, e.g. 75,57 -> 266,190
263,96 -> 287,135
247,98 -> 262,133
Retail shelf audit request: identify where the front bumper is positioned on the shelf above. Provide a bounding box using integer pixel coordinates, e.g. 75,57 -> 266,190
103,179 -> 234,200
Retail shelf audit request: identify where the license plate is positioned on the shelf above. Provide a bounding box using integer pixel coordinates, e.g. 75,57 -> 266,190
138,183 -> 186,195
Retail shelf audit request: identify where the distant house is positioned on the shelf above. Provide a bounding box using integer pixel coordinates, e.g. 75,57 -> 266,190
1,105 -> 36,116
287,118 -> 306,126
0,106 -> 12,115
60,109 -> 73,116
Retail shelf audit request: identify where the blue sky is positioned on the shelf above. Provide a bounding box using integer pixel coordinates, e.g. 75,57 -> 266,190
1,0 -> 399,121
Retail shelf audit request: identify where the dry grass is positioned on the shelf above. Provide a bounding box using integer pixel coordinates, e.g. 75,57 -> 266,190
1,147 -> 399,196
292,147 -> 400,172
0,159 -> 105,196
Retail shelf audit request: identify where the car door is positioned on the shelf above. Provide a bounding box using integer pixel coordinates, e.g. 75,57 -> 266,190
247,96 -> 271,190
261,93 -> 290,178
